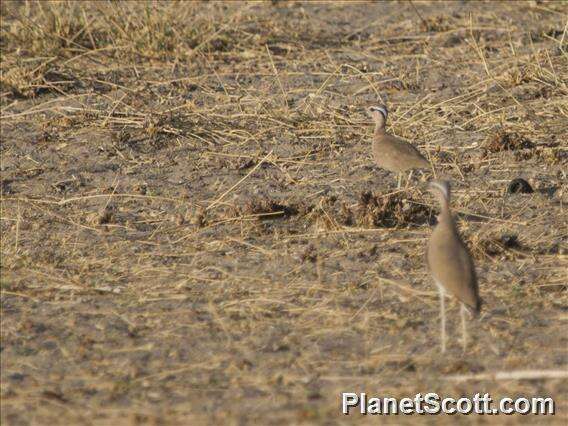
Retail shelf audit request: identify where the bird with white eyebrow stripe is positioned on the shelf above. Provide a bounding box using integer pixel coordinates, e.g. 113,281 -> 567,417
367,104 -> 431,189
427,179 -> 481,353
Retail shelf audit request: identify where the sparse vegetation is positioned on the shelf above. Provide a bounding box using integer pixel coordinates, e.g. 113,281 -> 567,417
1,1 -> 567,424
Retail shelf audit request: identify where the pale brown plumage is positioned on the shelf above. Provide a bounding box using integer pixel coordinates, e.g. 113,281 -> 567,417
427,180 -> 481,352
367,105 -> 430,187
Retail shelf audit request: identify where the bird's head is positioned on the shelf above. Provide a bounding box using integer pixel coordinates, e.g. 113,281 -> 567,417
367,105 -> 388,128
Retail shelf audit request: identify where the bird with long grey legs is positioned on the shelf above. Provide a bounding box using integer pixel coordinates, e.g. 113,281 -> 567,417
427,180 -> 481,353
367,104 -> 430,189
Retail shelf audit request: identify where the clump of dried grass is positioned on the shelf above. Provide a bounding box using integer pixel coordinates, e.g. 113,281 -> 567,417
482,128 -> 534,153
468,233 -> 524,261
227,191 -> 431,230
420,15 -> 454,33
355,190 -> 431,228
513,146 -> 567,165
232,196 -> 299,219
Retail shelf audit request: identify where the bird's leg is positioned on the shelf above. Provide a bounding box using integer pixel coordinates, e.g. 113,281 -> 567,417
439,288 -> 446,353
397,173 -> 402,189
460,304 -> 468,353
405,170 -> 414,189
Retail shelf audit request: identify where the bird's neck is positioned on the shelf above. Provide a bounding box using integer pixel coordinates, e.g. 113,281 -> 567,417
437,203 -> 454,226
374,124 -> 386,137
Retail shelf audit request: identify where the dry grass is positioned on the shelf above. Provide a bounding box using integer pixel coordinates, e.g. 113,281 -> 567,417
1,1 -> 567,425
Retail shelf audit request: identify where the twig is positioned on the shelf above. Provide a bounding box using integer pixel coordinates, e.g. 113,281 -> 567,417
446,370 -> 568,382
409,1 -> 429,30
377,276 -> 436,297
266,45 -> 288,109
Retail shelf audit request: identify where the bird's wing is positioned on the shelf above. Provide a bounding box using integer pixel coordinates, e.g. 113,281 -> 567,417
428,228 -> 479,309
387,136 -> 430,168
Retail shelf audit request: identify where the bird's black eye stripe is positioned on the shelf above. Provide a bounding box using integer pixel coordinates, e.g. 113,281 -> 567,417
369,106 -> 387,119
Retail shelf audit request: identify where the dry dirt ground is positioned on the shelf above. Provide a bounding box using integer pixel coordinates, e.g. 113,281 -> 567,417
1,1 -> 567,425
